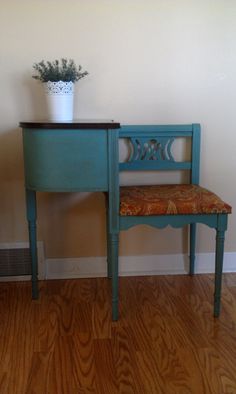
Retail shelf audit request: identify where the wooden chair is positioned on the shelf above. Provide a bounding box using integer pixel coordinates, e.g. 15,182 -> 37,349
108,124 -> 231,321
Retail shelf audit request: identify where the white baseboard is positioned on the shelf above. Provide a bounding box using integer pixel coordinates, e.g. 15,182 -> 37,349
1,244 -> 235,282
45,252 -> 236,280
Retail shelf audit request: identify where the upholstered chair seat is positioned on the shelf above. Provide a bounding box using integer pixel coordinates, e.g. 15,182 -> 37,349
120,184 -> 231,216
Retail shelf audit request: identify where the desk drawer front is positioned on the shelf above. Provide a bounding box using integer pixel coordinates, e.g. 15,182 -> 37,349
23,129 -> 109,191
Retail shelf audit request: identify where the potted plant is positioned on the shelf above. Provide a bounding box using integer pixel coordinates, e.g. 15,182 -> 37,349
32,58 -> 88,121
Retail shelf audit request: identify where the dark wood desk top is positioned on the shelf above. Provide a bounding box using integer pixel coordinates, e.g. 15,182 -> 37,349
19,120 -> 120,130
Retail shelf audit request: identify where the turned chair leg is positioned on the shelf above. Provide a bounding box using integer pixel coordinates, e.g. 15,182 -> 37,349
189,223 -> 196,275
214,228 -> 225,317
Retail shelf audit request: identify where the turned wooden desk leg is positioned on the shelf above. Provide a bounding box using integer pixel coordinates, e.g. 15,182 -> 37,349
106,200 -> 112,279
107,232 -> 112,279
111,233 -> 119,321
26,189 -> 38,299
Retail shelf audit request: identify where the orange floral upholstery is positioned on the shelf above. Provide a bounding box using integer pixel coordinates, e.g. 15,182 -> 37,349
120,184 -> 232,216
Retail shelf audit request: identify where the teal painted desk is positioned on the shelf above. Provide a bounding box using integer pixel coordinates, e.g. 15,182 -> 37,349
20,120 -> 120,298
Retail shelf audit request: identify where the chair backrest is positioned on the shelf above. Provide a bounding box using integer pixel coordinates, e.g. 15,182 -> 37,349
119,124 -> 201,185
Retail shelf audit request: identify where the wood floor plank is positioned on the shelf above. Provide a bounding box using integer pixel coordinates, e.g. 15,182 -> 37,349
111,325 -> 145,393
92,278 -> 111,339
135,350 -> 165,394
197,347 -> 236,394
176,347 -> 211,394
93,339 -> 118,394
1,284 -> 40,394
25,351 -> 53,394
74,301 -> 93,333
72,332 -> 95,390
47,335 -> 75,393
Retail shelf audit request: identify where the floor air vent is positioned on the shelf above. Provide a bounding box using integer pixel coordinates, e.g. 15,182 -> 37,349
0,248 -> 31,276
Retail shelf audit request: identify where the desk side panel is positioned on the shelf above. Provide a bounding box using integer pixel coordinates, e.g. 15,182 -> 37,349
22,129 -> 109,191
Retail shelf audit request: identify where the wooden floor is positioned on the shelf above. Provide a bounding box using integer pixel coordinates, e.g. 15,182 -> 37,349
1,273 -> 236,393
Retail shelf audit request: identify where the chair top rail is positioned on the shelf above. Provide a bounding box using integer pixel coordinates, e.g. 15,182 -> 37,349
119,124 -> 198,138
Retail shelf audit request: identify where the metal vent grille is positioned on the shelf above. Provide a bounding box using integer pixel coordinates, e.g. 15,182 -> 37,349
0,248 -> 31,276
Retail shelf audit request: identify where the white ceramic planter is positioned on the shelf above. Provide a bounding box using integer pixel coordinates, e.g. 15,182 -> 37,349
44,81 -> 74,121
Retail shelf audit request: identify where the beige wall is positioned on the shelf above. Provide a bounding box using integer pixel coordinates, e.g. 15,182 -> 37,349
0,0 -> 235,259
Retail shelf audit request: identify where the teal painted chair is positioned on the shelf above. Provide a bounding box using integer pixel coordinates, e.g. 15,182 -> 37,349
108,124 -> 231,321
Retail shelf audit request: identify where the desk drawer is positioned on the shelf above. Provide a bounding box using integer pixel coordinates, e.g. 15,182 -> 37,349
23,129 -> 109,191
